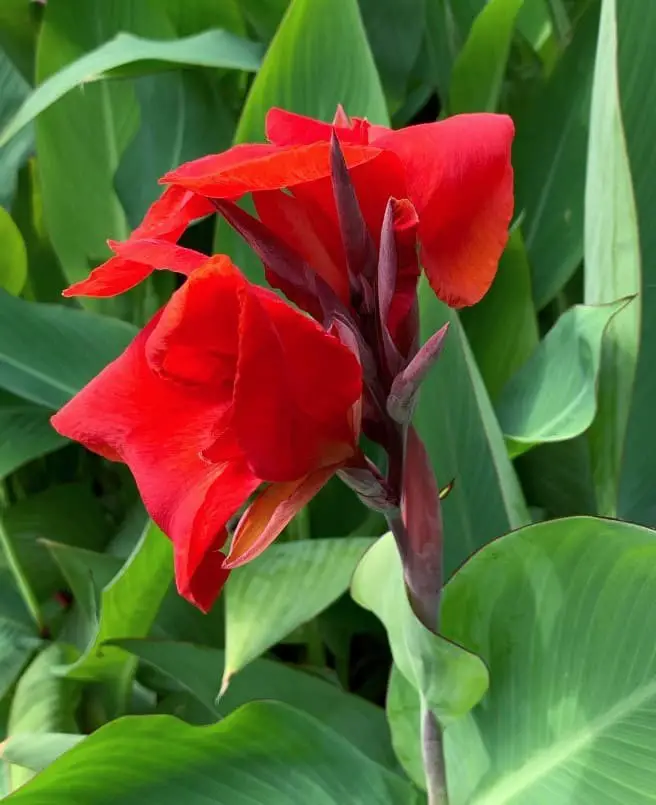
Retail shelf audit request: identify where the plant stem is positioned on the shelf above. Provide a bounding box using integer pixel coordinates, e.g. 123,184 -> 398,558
421,699 -> 448,805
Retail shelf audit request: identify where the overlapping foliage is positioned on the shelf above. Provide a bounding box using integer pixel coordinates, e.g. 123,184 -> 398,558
0,0 -> 653,803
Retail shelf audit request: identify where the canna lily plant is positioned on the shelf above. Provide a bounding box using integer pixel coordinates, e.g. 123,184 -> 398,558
51,106 -> 514,803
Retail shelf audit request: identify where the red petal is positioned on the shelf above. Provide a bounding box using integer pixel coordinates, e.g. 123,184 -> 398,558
145,256 -> 242,391
162,141 -> 382,198
111,239 -> 208,276
234,286 -> 361,481
62,255 -> 153,298
225,464 -> 339,568
266,108 -> 370,146
253,189 -> 349,303
50,316 -> 259,611
375,114 -> 515,307
62,186 -> 214,299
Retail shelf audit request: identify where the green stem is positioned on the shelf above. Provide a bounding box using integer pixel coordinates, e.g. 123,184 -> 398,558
0,515 -> 43,631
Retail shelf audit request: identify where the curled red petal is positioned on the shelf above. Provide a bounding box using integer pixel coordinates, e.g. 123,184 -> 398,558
111,239 -> 208,276
234,286 -> 362,481
162,141 -> 382,198
50,315 -> 259,612
62,256 -> 153,298
225,464 -> 339,568
62,186 -> 214,299
375,114 -> 515,307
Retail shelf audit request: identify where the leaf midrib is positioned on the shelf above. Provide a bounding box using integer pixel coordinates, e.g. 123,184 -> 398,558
471,675 -> 656,804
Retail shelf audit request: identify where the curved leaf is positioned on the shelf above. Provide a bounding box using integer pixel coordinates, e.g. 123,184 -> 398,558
4,702 -> 415,805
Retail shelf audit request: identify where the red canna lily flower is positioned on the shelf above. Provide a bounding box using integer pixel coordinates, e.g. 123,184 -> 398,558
65,108 -> 513,315
161,107 -> 514,309
52,255 -> 362,611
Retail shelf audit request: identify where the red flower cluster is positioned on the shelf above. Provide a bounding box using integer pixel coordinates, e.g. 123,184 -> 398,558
52,108 -> 514,611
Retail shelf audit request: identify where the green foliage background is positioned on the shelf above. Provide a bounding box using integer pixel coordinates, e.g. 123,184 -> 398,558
0,0 -> 654,802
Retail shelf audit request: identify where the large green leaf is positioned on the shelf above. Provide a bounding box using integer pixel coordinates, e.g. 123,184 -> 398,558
414,285 -> 530,577
32,2 -> 257,289
495,299 -> 629,456
512,2 -> 599,309
423,0 -> 486,94
351,533 -> 488,721
449,0 -> 523,113
0,392 -> 65,479
0,30 -> 262,148
6,644 -> 80,791
61,522 -> 173,716
584,0 -> 640,517
0,292 -> 136,408
237,0 -> 388,142
223,538 -> 373,686
390,516 -> 656,803
2,734 -> 84,773
4,702 -> 415,805
460,228 -> 539,400
112,638 -> 398,769
614,0 -> 656,525
0,0 -> 39,83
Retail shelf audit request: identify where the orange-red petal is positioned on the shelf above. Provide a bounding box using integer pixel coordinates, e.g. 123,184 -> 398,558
375,114 -> 515,307
162,141 -> 382,198
225,464 -> 339,567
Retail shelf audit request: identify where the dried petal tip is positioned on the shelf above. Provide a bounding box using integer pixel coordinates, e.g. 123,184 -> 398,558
387,323 -> 450,423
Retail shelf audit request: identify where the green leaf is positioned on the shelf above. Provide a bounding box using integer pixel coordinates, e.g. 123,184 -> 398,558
351,533 -> 488,721
496,299 -> 630,456
389,517 -> 656,802
357,0 -> 425,109
236,0 -> 389,142
115,70 -> 235,228
512,2 -> 599,308
2,734 -> 84,773
460,228 -> 539,400
0,0 -> 39,83
0,617 -> 40,703
6,644 -> 80,791
61,523 -> 173,717
1,484 -> 112,600
0,30 -> 262,148
0,393 -> 65,479
0,293 -> 136,408
112,638 -> 398,770
0,51 -> 33,209
442,516 -> 656,803
449,0 -> 524,113
4,702 -> 415,805
223,538 -> 373,685
414,284 -> 530,577
584,0 -> 640,517
612,0 -> 656,526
